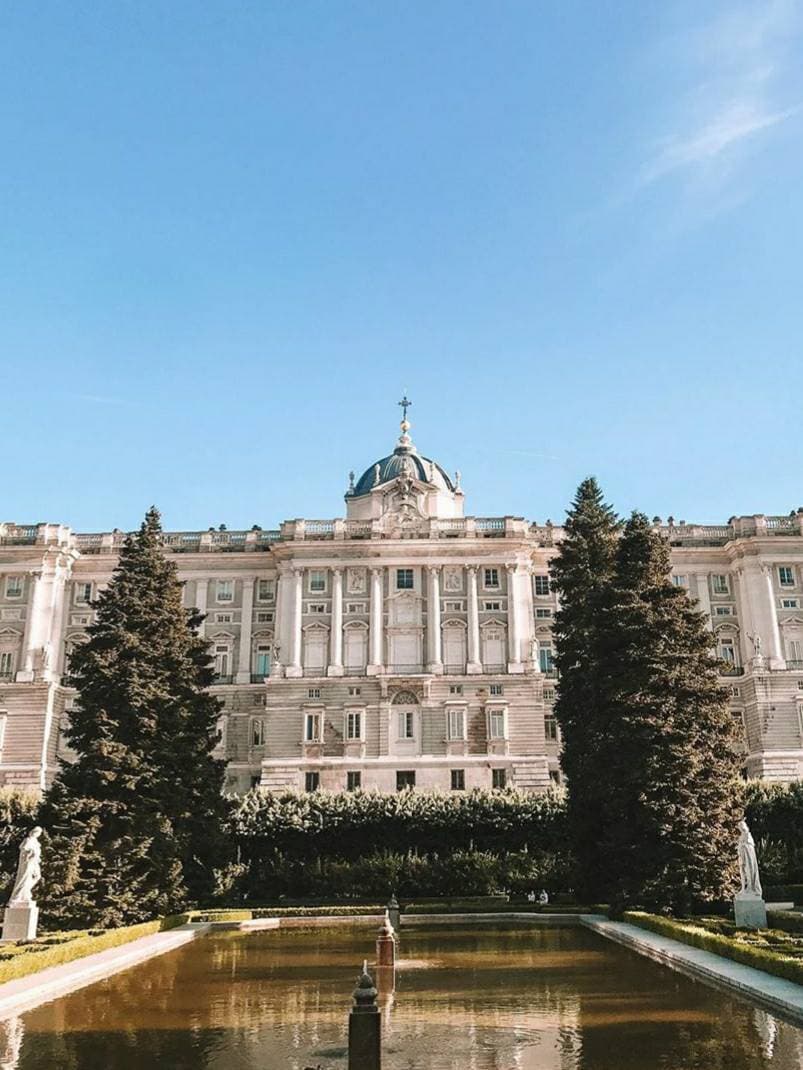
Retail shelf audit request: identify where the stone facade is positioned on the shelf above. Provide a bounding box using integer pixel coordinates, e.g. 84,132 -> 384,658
2,414 -> 803,794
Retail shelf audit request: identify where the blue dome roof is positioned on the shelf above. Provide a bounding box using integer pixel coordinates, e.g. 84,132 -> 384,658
352,446 -> 455,496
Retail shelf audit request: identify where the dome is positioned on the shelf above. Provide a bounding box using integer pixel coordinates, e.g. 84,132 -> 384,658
352,446 -> 455,496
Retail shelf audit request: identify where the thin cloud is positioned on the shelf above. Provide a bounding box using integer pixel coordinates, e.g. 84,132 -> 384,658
642,101 -> 801,184
639,1 -> 802,191
68,393 -> 129,406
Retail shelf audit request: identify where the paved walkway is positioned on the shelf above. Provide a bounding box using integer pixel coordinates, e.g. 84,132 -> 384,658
0,926 -> 200,1021
580,915 -> 803,1026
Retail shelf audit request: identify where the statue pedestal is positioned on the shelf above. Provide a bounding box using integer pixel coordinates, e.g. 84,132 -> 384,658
734,890 -> 767,930
1,902 -> 39,942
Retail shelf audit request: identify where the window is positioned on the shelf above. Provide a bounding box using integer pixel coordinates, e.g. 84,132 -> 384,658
730,686 -> 741,698
545,715 -> 558,741
782,599 -> 799,609
779,566 -> 795,587
544,688 -> 555,701
215,612 -> 233,623
396,568 -> 414,590
254,644 -> 271,677
714,606 -> 733,616
214,644 -> 231,679
712,575 -> 729,595
256,611 -> 274,623
347,771 -> 362,791
74,582 -> 92,605
448,708 -> 465,740
398,709 -> 415,739
304,712 -> 323,742
250,775 -> 262,790
484,568 -> 500,589
535,608 -> 552,619
492,768 -> 507,789
672,575 -> 688,587
309,570 -> 326,593
396,770 -> 415,791
449,684 -> 463,695
717,637 -> 737,665
450,769 -> 466,791
257,579 -> 274,602
346,602 -> 366,614
251,719 -> 266,746
534,575 -> 550,596
305,771 -> 320,792
788,639 -> 803,663
346,710 -> 363,740
488,709 -> 506,739
489,684 -> 504,696
539,646 -> 555,674
216,580 -> 234,603
484,601 -> 501,611
70,614 -> 90,626
445,601 -> 464,611
308,603 -> 327,614
348,686 -> 361,696
308,688 -> 321,699
5,577 -> 23,599
0,651 -> 15,680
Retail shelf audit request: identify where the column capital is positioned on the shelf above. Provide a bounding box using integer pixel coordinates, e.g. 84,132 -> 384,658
505,563 -> 518,575
465,564 -> 478,575
292,566 -> 304,578
331,567 -> 343,577
427,565 -> 441,577
370,566 -> 384,577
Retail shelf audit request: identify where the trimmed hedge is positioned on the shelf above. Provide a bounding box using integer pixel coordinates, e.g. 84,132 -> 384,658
765,885 -> 803,904
623,911 -> 803,986
0,915 -> 184,986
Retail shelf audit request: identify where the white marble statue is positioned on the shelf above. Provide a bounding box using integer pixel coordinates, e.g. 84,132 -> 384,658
737,819 -> 762,898
8,827 -> 42,905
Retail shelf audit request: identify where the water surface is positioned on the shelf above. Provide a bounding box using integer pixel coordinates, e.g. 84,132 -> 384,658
5,922 -> 803,1069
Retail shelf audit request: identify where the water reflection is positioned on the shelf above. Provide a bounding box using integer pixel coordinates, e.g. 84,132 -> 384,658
11,922 -> 803,1069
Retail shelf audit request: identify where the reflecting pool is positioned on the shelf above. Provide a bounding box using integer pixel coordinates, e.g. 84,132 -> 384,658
5,921 -> 803,1069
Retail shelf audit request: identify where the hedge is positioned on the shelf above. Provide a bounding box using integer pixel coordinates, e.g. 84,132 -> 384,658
765,885 -> 803,904
0,915 -> 184,986
623,911 -> 803,986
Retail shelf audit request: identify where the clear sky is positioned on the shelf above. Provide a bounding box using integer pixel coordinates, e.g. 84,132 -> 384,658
2,2 -> 802,532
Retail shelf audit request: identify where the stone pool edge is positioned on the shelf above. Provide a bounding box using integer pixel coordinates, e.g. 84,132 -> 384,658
580,914 -> 803,1028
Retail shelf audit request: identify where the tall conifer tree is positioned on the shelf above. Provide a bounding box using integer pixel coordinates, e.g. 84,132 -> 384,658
596,513 -> 742,912
39,508 -> 231,927
550,478 -> 620,900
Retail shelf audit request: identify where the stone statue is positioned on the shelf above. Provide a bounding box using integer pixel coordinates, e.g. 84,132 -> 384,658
737,819 -> 762,897
751,633 -> 763,657
373,463 -> 381,487
8,828 -> 42,905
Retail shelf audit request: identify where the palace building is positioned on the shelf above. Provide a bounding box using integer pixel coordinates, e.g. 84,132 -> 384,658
2,403 -> 803,794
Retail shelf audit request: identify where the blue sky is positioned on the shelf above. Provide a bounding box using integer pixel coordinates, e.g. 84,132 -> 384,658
2,1 -> 802,532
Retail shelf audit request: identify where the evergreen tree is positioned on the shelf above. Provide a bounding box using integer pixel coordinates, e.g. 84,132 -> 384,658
550,478 -> 620,901
596,513 -> 742,913
39,508 -> 231,927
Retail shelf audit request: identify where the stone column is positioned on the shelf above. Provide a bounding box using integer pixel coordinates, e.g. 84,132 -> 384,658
348,963 -> 381,1070
693,572 -> 712,630
329,568 -> 344,676
426,567 -> 443,674
16,572 -> 45,682
195,578 -> 209,639
466,566 -> 482,674
286,567 -> 304,677
762,565 -> 786,669
236,577 -> 255,683
368,568 -> 384,675
506,566 -> 522,672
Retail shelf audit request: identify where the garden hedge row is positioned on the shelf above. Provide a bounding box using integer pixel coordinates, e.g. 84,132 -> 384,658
623,911 -> 803,986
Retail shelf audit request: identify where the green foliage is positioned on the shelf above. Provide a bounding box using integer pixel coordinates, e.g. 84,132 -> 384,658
38,507 -> 232,928
238,848 -> 568,900
744,779 -> 803,885
623,911 -> 803,985
0,916 -> 184,986
553,492 -> 742,912
233,787 -> 566,857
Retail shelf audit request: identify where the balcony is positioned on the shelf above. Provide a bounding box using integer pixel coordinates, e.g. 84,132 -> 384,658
212,674 -> 234,685
786,660 -> 803,671
250,673 -> 269,683
385,664 -> 425,675
0,671 -> 14,682
720,666 -> 745,677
